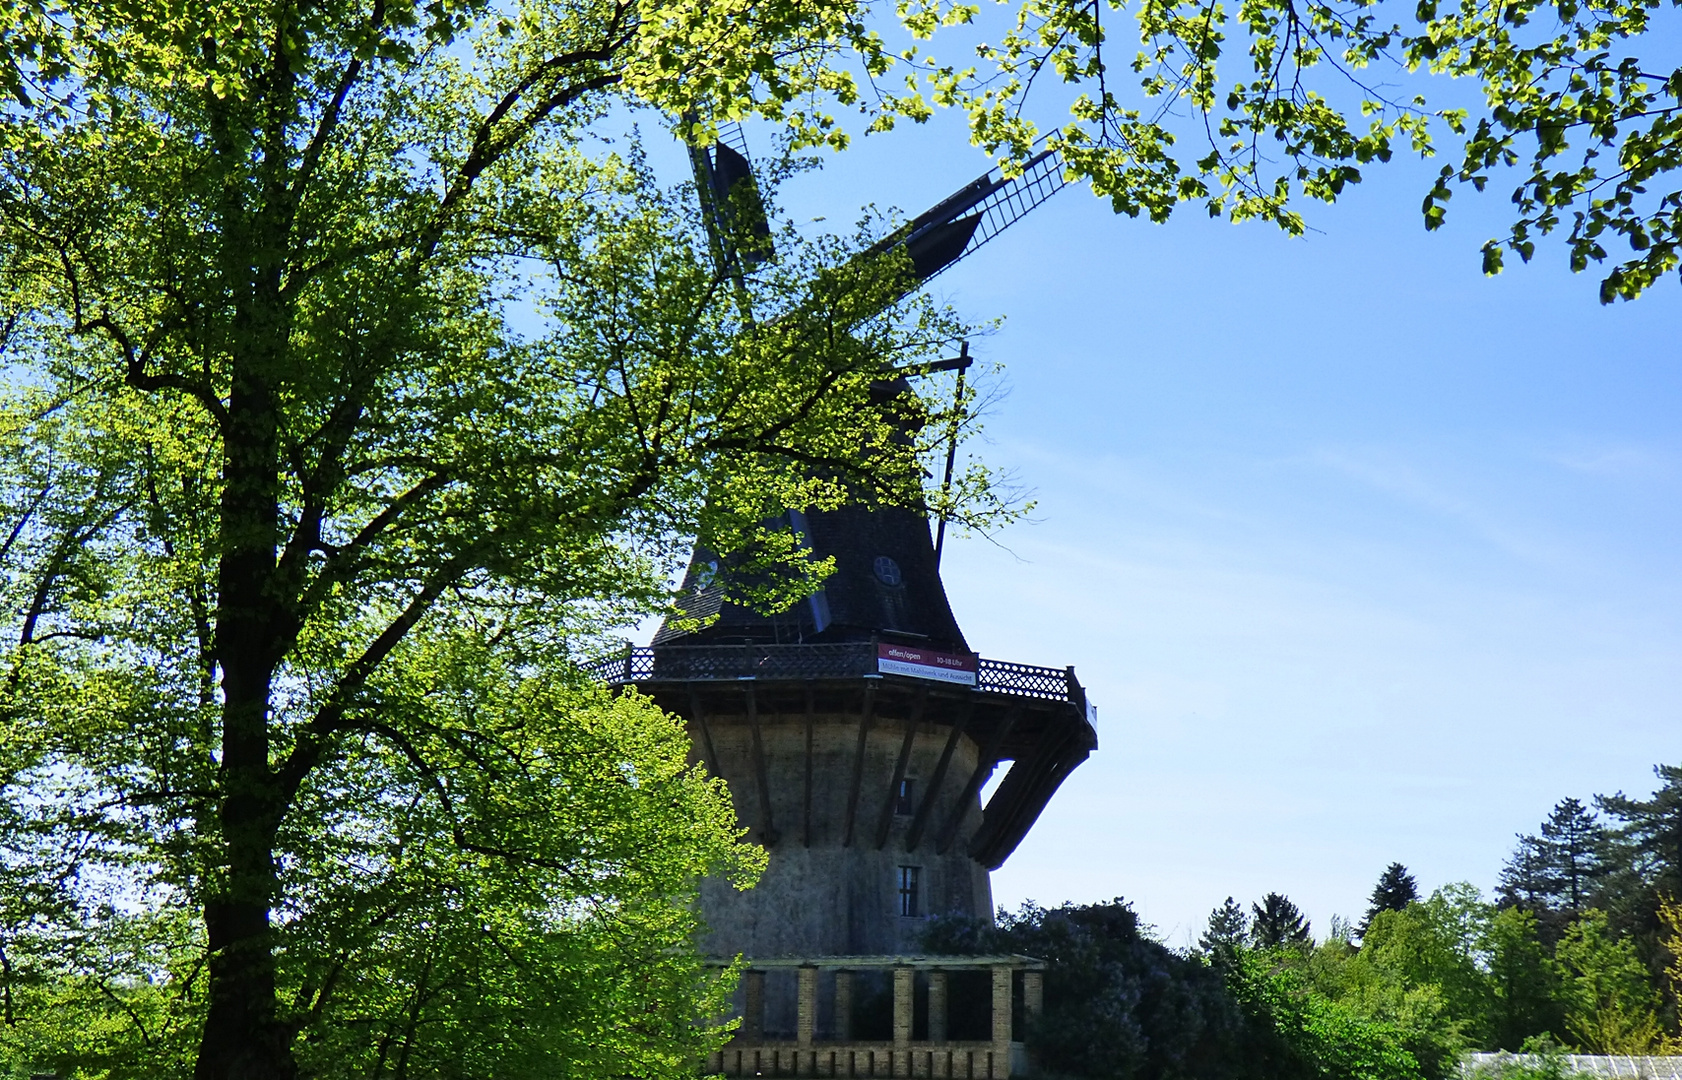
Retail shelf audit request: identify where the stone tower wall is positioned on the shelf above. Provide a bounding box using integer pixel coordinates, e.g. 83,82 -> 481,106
693,706 -> 994,960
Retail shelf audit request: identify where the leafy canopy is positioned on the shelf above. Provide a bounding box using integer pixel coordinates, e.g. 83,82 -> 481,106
0,0 -> 1022,1073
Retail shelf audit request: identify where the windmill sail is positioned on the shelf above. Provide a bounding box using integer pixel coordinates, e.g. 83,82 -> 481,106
877,144 -> 1068,284
690,128 -> 1069,292
688,122 -> 773,273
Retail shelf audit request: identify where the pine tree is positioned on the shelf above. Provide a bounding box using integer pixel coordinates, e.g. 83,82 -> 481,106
1358,862 -> 1419,938
1538,797 -> 1606,911
1498,834 -> 1552,912
1598,765 -> 1682,901
1250,893 -> 1312,949
1198,897 -> 1248,961
1592,765 -> 1682,974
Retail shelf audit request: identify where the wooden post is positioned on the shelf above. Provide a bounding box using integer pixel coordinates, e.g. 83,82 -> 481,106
905,702 -> 970,852
688,685 -> 721,778
834,969 -> 853,1041
936,707 -> 1018,855
928,969 -> 949,1043
893,966 -> 914,1078
876,688 -> 927,849
990,965 -> 1012,1077
841,683 -> 878,847
743,969 -> 765,1043
744,684 -> 779,846
803,682 -> 815,847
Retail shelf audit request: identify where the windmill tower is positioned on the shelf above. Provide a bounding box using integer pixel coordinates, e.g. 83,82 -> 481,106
588,133 -> 1094,1073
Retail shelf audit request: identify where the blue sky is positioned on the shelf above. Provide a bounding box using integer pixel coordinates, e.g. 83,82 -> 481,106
652,102 -> 1682,946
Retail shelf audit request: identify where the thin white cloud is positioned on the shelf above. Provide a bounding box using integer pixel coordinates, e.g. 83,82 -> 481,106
1304,446 -> 1578,569
1543,441 -> 1678,478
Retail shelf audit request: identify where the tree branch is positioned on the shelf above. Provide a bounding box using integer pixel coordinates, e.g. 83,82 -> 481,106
274,540 -> 491,807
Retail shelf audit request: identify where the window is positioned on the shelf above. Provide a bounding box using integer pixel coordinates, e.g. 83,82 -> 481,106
898,866 -> 921,917
895,778 -> 916,816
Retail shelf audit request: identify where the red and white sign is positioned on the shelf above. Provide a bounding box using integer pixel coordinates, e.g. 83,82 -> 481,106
877,643 -> 978,686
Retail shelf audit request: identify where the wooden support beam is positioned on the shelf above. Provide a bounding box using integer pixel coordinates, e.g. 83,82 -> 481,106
688,684 -> 721,779
876,687 -> 927,850
935,705 -> 1019,855
745,683 -> 779,846
905,698 -> 971,852
970,722 -> 1090,870
802,681 -> 815,848
841,682 -> 878,848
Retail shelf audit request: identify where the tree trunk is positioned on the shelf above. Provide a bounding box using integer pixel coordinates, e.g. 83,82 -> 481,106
196,659 -> 292,1079
195,355 -> 296,1078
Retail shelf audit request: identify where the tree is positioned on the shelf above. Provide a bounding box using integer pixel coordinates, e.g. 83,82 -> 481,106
1481,906 -> 1564,1052
1539,799 -> 1607,913
1498,835 -> 1555,916
1592,765 -> 1682,976
8,0 -> 1682,306
926,0 -> 1682,301
1356,885 -> 1493,1050
0,630 -> 767,1078
1554,909 -> 1661,1053
1599,766 -> 1682,905
1499,799 -> 1609,948
1224,950 -> 1428,1080
0,1 -> 1023,1073
1361,864 -> 1422,939
1252,894 -> 1313,950
923,900 -> 1247,1080
1659,895 -> 1682,1037
1201,898 -> 1250,963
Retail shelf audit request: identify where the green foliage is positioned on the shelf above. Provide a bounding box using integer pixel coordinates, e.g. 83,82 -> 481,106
1282,893 -> 1474,1076
1483,907 -> 1567,1052
996,768 -> 1682,1080
0,0 -> 1025,1072
5,0 -> 1680,303
950,0 -> 1682,299
1362,864 -> 1422,938
1464,1036 -> 1601,1080
1286,884 -> 1559,1064
1363,886 -> 1491,1036
1253,893 -> 1314,950
1599,766 -> 1682,919
1200,897 -> 1250,963
924,900 -> 1247,1080
1554,909 -> 1662,1052
0,623 -> 767,1077
1226,949 -> 1428,1080
926,900 -> 1431,1080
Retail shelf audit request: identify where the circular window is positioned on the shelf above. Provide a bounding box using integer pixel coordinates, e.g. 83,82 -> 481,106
873,556 -> 903,586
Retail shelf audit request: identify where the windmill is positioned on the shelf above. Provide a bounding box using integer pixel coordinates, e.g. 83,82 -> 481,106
587,126 -> 1094,1072
688,124 -> 1069,559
